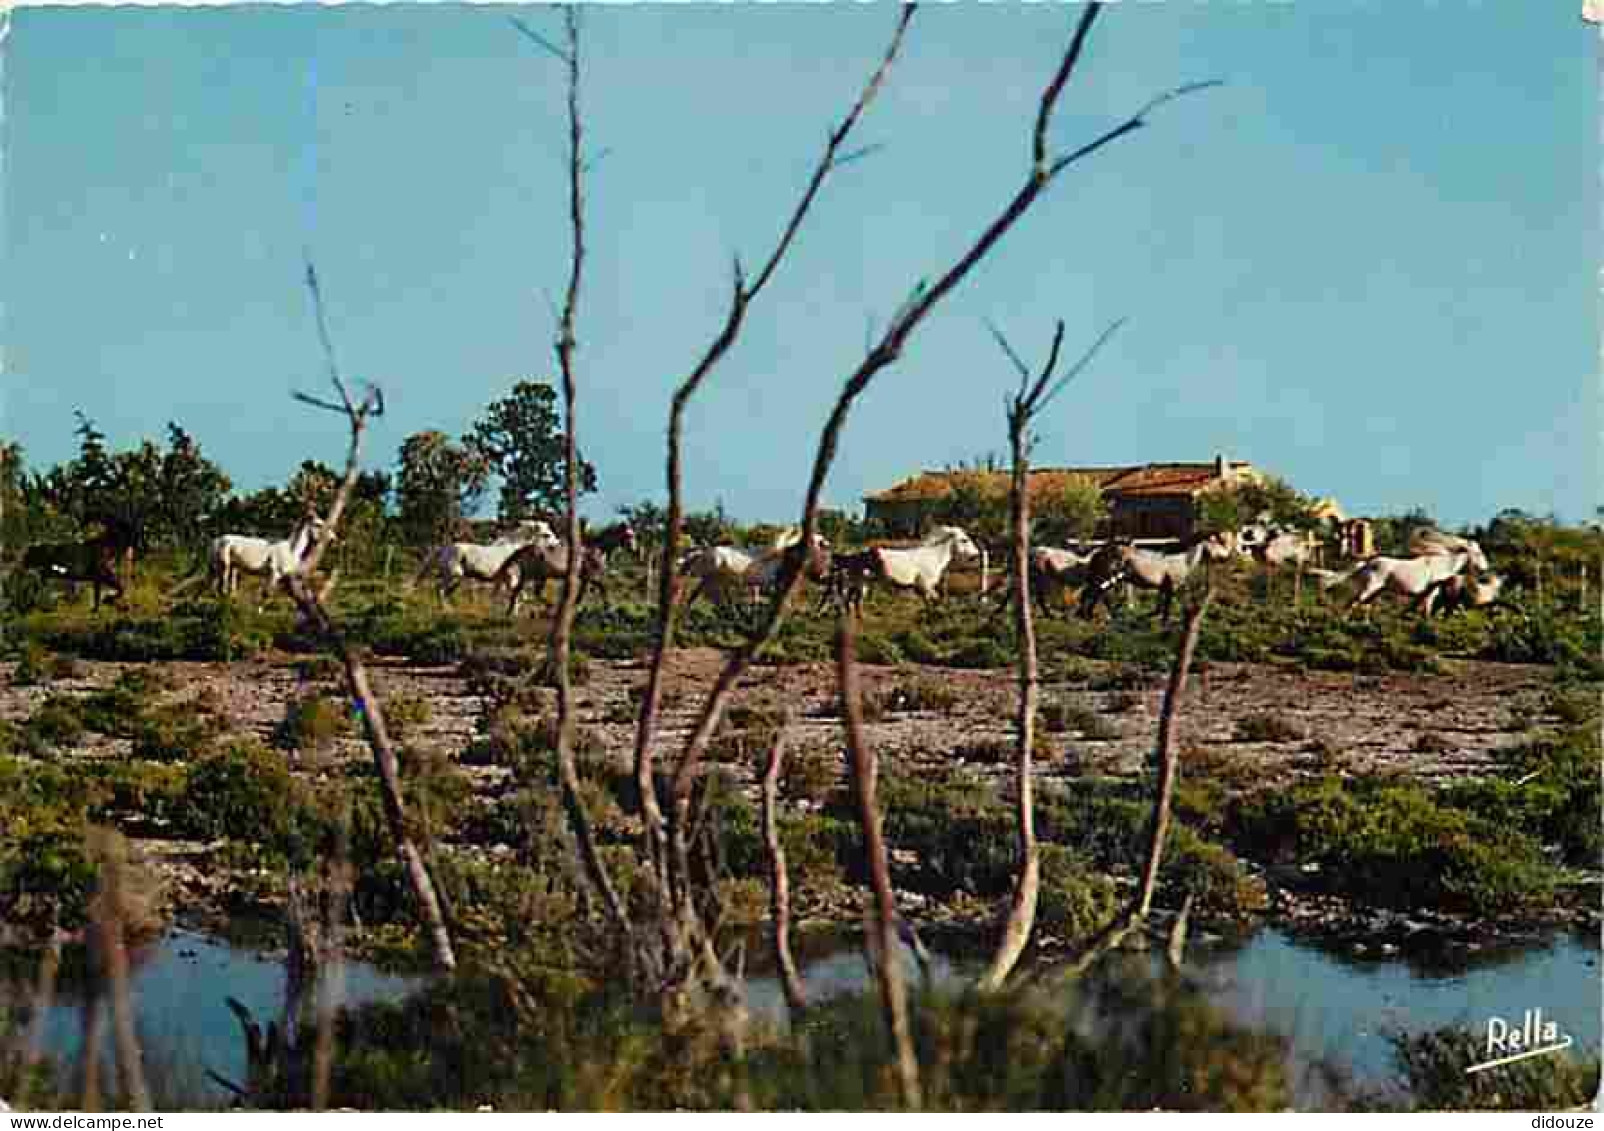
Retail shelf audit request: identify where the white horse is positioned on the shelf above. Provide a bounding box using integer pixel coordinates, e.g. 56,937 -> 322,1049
1084,530 -> 1237,621
1423,571 -> 1506,616
1326,530 -> 1490,614
414,520 -> 559,606
868,525 -> 982,602
210,517 -> 329,609
679,527 -> 822,610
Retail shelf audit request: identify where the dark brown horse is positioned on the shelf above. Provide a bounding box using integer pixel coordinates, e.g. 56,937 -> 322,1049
495,522 -> 639,615
19,522 -> 138,611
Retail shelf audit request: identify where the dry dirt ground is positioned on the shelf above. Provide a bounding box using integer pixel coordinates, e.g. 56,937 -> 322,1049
1,650 -> 1575,941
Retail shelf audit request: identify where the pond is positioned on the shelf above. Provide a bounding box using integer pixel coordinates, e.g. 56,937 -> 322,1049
9,927 -> 421,1104
10,923 -> 1599,1107
742,925 -> 1601,1101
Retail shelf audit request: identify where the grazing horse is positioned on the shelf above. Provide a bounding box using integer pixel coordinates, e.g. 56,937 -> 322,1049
1080,531 -> 1236,622
866,525 -> 982,603
210,517 -> 329,610
414,520 -> 559,606
19,530 -> 131,611
496,522 -> 639,614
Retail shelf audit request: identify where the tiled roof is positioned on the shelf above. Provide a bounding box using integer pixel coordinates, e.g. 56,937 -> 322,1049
865,462 -> 1255,504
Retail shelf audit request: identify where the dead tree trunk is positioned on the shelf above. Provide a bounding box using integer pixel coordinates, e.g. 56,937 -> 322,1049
1045,579 -> 1214,981
838,617 -> 921,1109
542,8 -> 633,940
978,318 -> 1120,991
760,725 -> 808,1016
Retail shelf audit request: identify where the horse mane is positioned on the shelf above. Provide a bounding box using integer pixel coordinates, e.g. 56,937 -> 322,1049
1407,526 -> 1473,557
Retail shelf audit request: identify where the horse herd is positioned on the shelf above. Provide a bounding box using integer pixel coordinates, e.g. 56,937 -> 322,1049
11,509 -> 1505,626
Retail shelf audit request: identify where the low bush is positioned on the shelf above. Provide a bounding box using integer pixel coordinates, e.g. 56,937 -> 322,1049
274,692 -> 352,756
1232,712 -> 1304,744
1391,1025 -> 1600,1110
885,678 -> 959,715
1227,776 -> 1555,914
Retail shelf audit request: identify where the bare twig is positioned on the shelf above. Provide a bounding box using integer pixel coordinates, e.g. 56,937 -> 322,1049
1038,580 -> 1215,982
661,1 -> 1201,1004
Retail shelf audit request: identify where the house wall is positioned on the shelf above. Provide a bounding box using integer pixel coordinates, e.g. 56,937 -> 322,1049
1109,497 -> 1197,540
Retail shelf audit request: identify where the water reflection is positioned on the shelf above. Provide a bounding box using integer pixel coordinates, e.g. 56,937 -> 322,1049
743,927 -> 1602,1090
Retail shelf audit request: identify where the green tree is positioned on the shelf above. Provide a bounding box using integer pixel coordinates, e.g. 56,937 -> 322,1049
467,380 -> 597,522
38,414 -> 229,553
396,430 -> 489,547
1034,474 -> 1107,544
1198,475 -> 1320,534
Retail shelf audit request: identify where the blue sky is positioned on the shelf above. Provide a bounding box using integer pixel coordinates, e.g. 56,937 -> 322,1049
5,3 -> 1597,529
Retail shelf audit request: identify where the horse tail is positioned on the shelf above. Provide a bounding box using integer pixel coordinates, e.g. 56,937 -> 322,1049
1314,559 -> 1370,591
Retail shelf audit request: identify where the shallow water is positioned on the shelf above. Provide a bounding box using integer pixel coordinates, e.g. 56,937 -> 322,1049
741,926 -> 1602,1097
15,927 -> 420,1103
13,923 -> 1599,1106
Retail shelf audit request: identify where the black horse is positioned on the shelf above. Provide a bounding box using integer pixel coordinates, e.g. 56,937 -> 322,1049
18,520 -> 139,611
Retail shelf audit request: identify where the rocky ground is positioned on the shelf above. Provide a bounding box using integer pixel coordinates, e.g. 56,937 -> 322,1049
3,649 -> 1593,950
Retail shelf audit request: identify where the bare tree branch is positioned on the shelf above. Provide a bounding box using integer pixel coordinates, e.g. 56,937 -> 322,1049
543,7 -> 632,936
629,5 -> 919,960
1035,580 -> 1214,983
838,618 -> 921,1109
759,721 -> 808,1017
285,268 -> 457,974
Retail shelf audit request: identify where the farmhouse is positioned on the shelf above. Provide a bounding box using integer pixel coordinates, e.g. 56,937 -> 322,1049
863,454 -> 1265,540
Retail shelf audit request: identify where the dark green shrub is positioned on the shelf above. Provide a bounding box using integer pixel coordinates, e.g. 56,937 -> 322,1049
781,745 -> 838,805
1227,776 -> 1555,914
1232,712 -> 1304,743
385,695 -> 434,740
855,632 -> 905,666
22,695 -> 87,753
886,678 -> 959,714
178,741 -> 298,845
0,821 -> 98,932
1392,1026 -> 1600,1110
1035,844 -> 1118,941
274,692 -> 352,755
130,703 -> 225,763
947,637 -> 1013,670
10,642 -> 52,687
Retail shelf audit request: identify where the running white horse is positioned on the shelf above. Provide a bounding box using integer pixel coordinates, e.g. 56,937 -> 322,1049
867,525 -> 982,602
1325,528 -> 1490,614
414,519 -> 559,606
1422,571 -> 1506,617
679,527 -> 816,609
1082,530 -> 1237,621
210,517 -> 330,609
